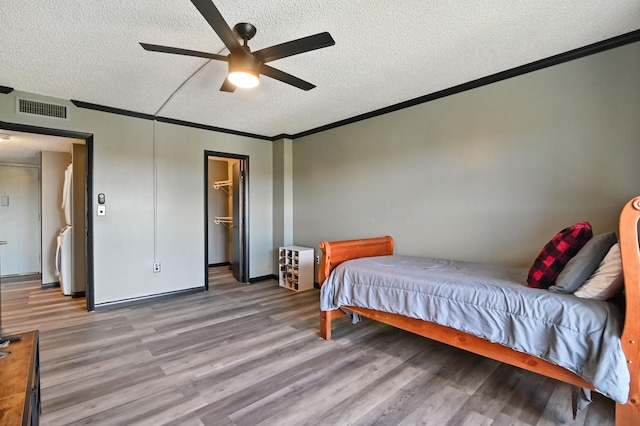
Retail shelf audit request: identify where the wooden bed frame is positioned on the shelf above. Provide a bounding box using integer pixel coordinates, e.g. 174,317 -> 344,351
318,196 -> 640,425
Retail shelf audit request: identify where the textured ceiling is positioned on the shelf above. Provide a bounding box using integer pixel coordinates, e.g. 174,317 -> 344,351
1,0 -> 639,138
0,130 -> 81,164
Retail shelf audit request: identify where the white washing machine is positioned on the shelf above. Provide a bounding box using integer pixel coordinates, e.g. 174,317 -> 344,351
55,225 -> 73,295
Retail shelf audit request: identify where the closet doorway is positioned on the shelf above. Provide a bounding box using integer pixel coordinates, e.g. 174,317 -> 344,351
204,151 -> 249,285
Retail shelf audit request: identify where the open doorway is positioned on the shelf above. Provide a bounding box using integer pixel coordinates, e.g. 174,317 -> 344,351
0,121 -> 94,311
204,151 -> 249,285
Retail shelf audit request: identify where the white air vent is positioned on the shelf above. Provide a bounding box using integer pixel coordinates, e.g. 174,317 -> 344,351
16,97 -> 69,120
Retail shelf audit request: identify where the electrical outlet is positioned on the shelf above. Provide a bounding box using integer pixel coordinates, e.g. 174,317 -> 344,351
316,255 -> 320,265
153,262 -> 161,273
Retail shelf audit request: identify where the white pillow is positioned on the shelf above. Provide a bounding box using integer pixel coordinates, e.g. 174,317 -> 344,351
574,243 -> 623,300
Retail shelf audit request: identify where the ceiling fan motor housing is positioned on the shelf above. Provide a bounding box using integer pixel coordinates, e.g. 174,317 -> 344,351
234,22 -> 257,42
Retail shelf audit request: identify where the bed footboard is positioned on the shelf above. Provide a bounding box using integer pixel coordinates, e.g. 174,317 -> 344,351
318,236 -> 394,341
318,236 -> 394,285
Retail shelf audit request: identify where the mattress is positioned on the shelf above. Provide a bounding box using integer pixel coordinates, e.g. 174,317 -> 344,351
320,255 -> 629,403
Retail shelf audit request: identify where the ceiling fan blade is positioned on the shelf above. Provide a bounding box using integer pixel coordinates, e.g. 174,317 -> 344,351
261,65 -> 315,91
140,43 -> 228,61
254,32 -> 335,63
220,78 -> 236,92
190,0 -> 243,54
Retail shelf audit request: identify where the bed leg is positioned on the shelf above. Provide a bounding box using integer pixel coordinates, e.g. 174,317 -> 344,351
320,309 -> 347,340
320,310 -> 333,340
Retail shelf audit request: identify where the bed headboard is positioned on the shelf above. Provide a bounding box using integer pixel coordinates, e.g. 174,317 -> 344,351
619,196 -> 640,419
318,236 -> 394,285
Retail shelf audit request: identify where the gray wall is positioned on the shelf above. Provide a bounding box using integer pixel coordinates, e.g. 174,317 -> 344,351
41,151 -> 69,285
0,93 -> 273,307
2,40 -> 638,302
72,143 -> 86,294
292,42 -> 640,269
272,138 -> 293,272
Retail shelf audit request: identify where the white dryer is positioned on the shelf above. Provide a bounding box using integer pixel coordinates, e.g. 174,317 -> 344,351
55,225 -> 73,295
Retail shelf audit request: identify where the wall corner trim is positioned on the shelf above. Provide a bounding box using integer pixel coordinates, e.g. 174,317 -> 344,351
32,30 -> 640,142
70,99 -> 273,141
92,287 -> 205,312
71,100 -> 156,120
287,29 -> 640,140
249,274 -> 278,283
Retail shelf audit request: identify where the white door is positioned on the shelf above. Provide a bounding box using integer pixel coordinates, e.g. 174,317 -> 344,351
0,165 -> 41,276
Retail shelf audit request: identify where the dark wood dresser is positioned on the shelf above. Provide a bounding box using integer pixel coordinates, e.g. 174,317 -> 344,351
0,331 -> 41,425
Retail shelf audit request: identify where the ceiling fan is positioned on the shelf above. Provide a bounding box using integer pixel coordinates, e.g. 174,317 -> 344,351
140,0 -> 335,92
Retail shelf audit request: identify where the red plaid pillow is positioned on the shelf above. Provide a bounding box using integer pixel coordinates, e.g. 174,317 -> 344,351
527,222 -> 593,289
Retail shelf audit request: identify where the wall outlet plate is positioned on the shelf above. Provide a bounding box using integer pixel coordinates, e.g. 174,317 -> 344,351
153,262 -> 161,273
316,255 -> 320,265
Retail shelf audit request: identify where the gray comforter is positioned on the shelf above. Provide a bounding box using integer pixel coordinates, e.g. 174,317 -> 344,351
319,255 -> 629,403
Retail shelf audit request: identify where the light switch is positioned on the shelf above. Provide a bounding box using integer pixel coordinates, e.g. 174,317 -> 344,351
97,205 -> 106,216
1,196 -> 8,206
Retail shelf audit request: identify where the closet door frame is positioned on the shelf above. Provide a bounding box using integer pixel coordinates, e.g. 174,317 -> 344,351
204,150 -> 249,287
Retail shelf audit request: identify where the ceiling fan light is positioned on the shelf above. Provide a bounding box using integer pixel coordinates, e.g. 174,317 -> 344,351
228,71 -> 259,89
228,54 -> 261,89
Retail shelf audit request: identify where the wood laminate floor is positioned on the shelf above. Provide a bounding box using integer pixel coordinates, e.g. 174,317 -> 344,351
0,268 -> 615,425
